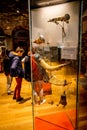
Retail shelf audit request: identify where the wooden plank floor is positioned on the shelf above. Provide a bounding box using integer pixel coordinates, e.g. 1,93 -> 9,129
0,65 -> 87,130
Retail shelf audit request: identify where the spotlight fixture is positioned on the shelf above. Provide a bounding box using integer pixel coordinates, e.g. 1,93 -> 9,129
16,9 -> 20,14
36,0 -> 68,6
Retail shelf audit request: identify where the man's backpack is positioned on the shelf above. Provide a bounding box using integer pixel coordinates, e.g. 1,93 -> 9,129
3,54 -> 10,76
24,56 -> 31,81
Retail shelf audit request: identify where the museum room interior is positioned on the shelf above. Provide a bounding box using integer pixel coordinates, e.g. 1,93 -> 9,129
0,0 -> 87,130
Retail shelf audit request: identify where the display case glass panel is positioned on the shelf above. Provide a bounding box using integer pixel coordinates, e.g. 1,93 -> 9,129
30,1 -> 81,130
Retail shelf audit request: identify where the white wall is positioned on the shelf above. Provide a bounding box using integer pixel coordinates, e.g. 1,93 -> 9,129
31,1 -> 80,47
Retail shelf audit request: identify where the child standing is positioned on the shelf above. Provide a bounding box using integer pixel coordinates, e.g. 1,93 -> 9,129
10,47 -> 24,102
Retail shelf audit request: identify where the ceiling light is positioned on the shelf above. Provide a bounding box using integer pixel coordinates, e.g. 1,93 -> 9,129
16,9 -> 20,13
36,0 -> 68,6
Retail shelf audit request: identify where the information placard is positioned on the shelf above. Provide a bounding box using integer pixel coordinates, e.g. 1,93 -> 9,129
61,47 -> 77,60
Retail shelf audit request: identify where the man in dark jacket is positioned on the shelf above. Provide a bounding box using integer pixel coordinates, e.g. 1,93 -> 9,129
3,50 -> 16,95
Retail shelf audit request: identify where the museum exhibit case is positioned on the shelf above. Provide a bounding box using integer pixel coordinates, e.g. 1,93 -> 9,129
29,0 -> 82,130
0,0 -> 85,130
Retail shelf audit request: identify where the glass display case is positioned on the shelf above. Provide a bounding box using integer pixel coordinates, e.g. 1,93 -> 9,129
29,0 -> 82,130
0,0 -> 84,130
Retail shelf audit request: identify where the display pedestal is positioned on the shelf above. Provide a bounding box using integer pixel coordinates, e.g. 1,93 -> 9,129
35,112 -> 74,130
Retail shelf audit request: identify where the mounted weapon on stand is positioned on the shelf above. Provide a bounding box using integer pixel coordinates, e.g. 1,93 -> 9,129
48,14 -> 70,43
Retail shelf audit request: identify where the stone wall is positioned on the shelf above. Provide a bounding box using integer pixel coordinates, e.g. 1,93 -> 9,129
0,13 -> 29,36
0,13 -> 29,50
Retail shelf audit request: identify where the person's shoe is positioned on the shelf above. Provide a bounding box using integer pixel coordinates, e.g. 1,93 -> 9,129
16,97 -> 24,102
7,91 -> 14,95
13,96 -> 16,100
7,92 -> 11,95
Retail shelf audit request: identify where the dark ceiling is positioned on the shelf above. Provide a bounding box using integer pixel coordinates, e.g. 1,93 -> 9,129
0,0 -> 28,14
0,0 -> 87,14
